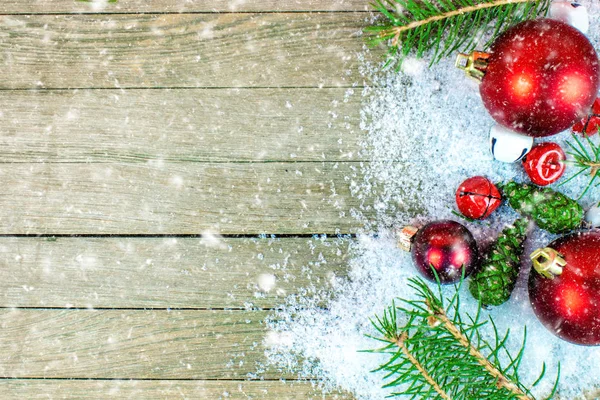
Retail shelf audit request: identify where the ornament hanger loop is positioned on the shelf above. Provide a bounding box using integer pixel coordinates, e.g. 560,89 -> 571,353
530,247 -> 566,279
456,51 -> 490,82
396,226 -> 419,252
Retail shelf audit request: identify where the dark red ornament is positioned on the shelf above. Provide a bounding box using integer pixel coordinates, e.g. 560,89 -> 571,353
458,19 -> 600,137
572,98 -> 600,137
455,176 -> 502,219
522,142 -> 566,186
529,230 -> 600,345
410,220 -> 479,284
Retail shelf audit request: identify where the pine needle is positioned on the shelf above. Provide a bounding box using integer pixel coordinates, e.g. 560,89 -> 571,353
367,0 -> 551,67
560,133 -> 600,200
365,277 -> 559,399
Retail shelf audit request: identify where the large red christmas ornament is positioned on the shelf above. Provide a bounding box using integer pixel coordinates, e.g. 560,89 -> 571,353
455,176 -> 502,219
522,142 -> 566,186
529,230 -> 600,345
457,19 -> 600,137
572,98 -> 600,137
399,221 -> 479,284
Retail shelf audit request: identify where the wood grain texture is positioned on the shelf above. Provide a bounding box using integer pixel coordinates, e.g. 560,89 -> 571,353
0,309 -> 276,379
0,162 -> 369,235
0,88 -> 361,163
0,13 -> 372,89
0,0 -> 369,13
0,237 -> 350,309
0,379 -> 351,399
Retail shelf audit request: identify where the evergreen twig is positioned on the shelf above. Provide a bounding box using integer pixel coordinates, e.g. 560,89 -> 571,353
560,132 -> 600,200
366,0 -> 551,67
365,278 -> 559,399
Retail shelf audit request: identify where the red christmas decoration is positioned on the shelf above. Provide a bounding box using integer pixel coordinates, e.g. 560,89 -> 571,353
529,230 -> 600,345
458,19 -> 600,137
455,176 -> 502,219
522,142 -> 567,186
572,98 -> 600,137
408,221 -> 479,284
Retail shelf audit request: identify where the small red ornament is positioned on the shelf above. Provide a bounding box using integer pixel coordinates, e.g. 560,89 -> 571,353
529,230 -> 600,345
522,143 -> 567,186
455,176 -> 502,219
405,220 -> 479,284
572,98 -> 600,137
458,19 -> 600,137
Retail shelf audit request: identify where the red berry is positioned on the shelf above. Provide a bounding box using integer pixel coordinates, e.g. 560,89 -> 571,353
572,98 -> 600,137
522,143 -> 566,186
411,220 -> 479,284
480,19 -> 600,137
455,177 -> 502,219
529,231 -> 600,345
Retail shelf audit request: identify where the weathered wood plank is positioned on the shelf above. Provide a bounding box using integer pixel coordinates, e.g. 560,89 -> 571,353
0,162 -> 368,235
0,310 -> 273,379
0,13 -> 372,89
0,237 -> 349,309
0,311 -> 592,396
0,88 -> 361,163
0,379 -> 351,399
0,0 -> 369,13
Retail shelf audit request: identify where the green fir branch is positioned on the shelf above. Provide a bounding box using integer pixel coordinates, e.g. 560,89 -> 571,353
366,277 -> 559,399
367,0 -> 551,67
560,133 -> 600,200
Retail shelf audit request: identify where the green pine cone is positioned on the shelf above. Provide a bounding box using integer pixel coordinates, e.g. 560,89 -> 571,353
498,181 -> 584,234
469,218 -> 529,307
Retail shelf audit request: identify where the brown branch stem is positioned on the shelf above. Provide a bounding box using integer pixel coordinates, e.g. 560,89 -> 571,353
583,161 -> 600,178
426,301 -> 533,400
380,0 -> 536,39
392,332 -> 452,400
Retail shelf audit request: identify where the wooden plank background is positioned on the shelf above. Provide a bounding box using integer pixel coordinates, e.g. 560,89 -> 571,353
0,89 -> 362,162
0,1 -> 596,399
0,1 -> 369,13
0,0 -> 378,398
0,13 -> 367,89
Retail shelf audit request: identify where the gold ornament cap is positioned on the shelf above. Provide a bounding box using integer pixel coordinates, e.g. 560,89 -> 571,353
530,247 -> 566,279
456,51 -> 490,82
396,226 -> 419,252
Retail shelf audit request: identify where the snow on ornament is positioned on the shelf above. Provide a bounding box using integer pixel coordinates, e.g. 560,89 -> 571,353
529,230 -> 600,345
489,124 -> 533,163
549,1 -> 589,33
457,19 -> 600,137
397,220 -> 479,284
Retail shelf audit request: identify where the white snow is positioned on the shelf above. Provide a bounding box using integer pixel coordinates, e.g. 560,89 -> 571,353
264,1 -> 600,398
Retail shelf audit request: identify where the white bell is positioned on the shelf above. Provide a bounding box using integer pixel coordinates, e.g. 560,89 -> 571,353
489,124 -> 534,163
585,204 -> 600,228
550,1 -> 589,34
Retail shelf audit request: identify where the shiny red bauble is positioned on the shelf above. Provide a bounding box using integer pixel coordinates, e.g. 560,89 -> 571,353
455,176 -> 502,219
529,231 -> 600,345
480,19 -> 600,137
572,98 -> 600,137
411,220 -> 479,284
522,142 -> 566,186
